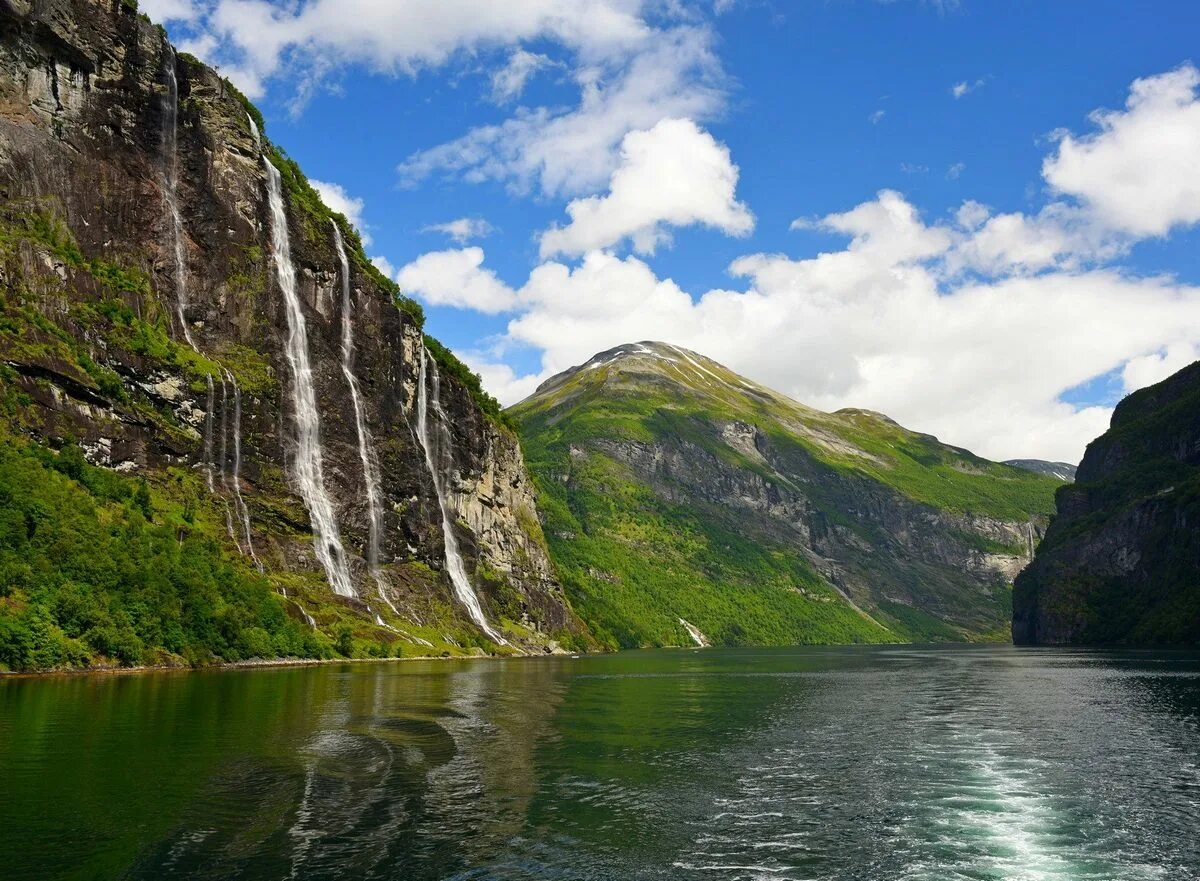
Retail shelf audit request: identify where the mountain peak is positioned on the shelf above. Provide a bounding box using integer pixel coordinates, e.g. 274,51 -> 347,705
529,340 -> 774,405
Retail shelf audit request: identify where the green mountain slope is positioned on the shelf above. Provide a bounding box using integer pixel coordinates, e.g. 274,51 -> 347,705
512,342 -> 1062,648
1013,360 -> 1200,645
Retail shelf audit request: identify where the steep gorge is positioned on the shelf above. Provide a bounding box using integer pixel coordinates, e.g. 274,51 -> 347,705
0,0 -> 587,668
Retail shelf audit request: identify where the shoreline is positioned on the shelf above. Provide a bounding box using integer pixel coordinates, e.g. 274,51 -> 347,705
0,648 -> 584,680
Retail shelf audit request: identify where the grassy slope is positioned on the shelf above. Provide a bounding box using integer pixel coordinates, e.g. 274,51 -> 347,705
513,345 -> 1060,649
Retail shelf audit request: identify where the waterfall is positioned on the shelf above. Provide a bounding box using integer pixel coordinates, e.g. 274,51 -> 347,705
159,48 -> 195,350
679,618 -> 710,648
217,374 -> 242,551
413,347 -> 505,644
262,156 -> 355,598
246,113 -> 261,153
330,222 -> 391,610
225,368 -> 260,569
202,373 -> 215,491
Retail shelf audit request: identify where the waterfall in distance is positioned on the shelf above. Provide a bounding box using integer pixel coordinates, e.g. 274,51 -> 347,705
263,155 -> 356,598
414,347 -> 505,645
217,374 -> 242,553
331,222 -> 395,613
202,374 -> 215,491
225,369 -> 261,570
159,48 -> 195,350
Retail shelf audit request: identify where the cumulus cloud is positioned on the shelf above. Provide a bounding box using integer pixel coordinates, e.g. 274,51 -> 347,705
538,118 -> 753,257
1122,343 -> 1200,393
400,189 -> 1200,462
140,0 -> 200,24
310,180 -> 370,245
185,0 -> 651,99
422,218 -> 495,244
394,247 -> 518,314
1043,64 -> 1200,237
176,1 -> 726,198
398,26 -> 725,197
399,64 -> 1200,463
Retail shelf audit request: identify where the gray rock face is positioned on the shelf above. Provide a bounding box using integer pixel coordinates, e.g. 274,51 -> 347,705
1013,360 -> 1200,646
594,422 -> 1042,634
0,0 -> 581,648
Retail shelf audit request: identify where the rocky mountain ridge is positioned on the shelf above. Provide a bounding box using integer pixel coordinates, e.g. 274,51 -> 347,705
512,341 -> 1062,647
0,0 -> 587,668
1013,359 -> 1200,645
1003,459 -> 1078,482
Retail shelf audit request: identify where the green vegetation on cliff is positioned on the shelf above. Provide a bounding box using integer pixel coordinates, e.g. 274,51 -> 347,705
1013,360 -> 1200,645
513,342 -> 1060,648
0,430 -> 331,671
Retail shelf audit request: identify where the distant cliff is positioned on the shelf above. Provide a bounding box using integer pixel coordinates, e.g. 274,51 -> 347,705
1013,360 -> 1200,645
0,0 -> 586,669
512,342 -> 1061,648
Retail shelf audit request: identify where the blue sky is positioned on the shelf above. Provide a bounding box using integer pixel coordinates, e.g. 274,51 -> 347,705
150,0 -> 1200,462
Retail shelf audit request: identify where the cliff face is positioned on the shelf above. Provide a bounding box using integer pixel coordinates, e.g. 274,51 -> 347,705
1013,360 -> 1200,645
512,342 -> 1060,648
0,0 -> 584,658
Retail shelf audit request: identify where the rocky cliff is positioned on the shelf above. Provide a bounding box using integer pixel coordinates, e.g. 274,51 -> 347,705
0,0 -> 586,667
512,342 -> 1061,648
1013,360 -> 1200,645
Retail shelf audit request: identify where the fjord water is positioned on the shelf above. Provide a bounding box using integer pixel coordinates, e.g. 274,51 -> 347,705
1,647 -> 1197,880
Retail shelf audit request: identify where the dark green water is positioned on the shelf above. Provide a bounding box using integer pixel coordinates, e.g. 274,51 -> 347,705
1,646 -> 1198,880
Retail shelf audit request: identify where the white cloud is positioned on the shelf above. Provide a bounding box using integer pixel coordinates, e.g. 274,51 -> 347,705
945,203 -> 1124,276
310,180 -> 370,245
179,2 -> 726,200
491,50 -> 554,103
459,356 -> 547,405
395,247 -> 518,314
946,161 -> 966,180
403,186 -> 1200,463
1043,64 -> 1200,237
951,78 -> 985,99
538,118 -> 753,257
398,26 -> 725,197
1122,343 -> 1200,393
422,218 -> 495,244
869,109 -> 886,124
370,255 -> 396,278
140,0 -> 200,24
189,0 -> 652,98
401,64 -> 1200,463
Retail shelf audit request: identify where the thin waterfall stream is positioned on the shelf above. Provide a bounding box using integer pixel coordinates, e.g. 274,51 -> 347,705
217,374 -> 242,552
159,47 -> 195,350
262,156 -> 355,598
225,368 -> 261,569
202,373 -> 215,491
413,347 -> 505,644
331,222 -> 395,613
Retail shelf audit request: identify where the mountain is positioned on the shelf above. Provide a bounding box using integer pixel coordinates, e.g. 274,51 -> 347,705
0,0 -> 589,671
1013,360 -> 1200,645
511,342 -> 1062,648
1004,460 -> 1078,482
